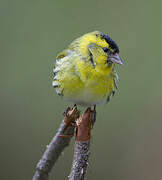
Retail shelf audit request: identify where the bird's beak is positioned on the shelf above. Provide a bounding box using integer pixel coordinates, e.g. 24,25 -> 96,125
109,53 -> 123,65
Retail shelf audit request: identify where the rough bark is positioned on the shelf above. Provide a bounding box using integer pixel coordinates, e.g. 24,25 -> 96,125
69,108 -> 95,180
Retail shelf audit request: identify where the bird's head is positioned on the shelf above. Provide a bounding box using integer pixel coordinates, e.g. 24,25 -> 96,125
70,31 -> 123,68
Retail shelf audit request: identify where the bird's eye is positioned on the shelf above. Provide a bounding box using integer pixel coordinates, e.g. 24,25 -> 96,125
103,47 -> 109,53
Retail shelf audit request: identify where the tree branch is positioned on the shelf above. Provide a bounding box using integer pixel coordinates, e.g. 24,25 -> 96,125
32,106 -> 80,180
69,108 -> 95,180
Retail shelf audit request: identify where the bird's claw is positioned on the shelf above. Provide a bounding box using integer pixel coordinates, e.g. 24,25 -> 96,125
91,105 -> 96,128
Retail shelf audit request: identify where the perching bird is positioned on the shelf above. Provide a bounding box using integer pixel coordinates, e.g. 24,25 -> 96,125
52,31 -> 123,107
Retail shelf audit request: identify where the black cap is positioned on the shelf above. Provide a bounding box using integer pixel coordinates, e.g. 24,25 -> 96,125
100,33 -> 119,53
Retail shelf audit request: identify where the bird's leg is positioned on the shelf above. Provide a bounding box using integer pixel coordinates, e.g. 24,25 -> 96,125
62,106 -> 71,117
70,104 -> 77,126
62,104 -> 77,117
59,105 -> 80,138
91,105 -> 96,128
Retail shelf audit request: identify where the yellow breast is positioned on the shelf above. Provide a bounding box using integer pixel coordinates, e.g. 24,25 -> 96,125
53,52 -> 116,106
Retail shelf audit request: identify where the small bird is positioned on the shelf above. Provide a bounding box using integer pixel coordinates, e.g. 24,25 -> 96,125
52,31 -> 123,107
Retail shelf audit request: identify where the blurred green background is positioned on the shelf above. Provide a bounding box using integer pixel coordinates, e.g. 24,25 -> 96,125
1,0 -> 162,179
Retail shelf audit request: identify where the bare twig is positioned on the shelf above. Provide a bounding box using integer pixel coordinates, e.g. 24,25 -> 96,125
69,141 -> 90,180
69,108 -> 95,180
32,106 -> 80,180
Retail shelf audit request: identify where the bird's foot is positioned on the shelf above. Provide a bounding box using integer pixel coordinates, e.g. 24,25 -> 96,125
91,105 -> 96,128
59,105 -> 80,138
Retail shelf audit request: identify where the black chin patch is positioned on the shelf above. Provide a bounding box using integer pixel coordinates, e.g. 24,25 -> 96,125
100,33 -> 119,53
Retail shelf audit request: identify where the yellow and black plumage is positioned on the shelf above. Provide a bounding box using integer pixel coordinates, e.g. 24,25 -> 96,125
52,31 -> 122,106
